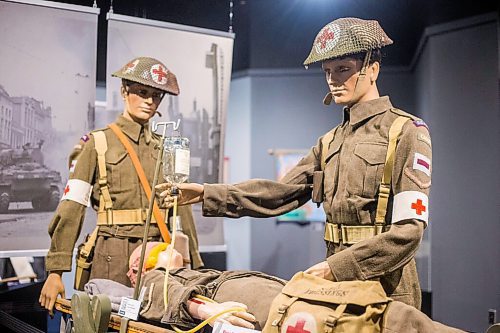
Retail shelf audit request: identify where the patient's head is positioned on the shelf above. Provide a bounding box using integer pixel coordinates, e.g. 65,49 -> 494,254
127,242 -> 183,286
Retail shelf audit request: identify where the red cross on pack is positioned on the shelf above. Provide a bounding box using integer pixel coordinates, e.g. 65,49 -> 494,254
60,179 -> 92,207
392,190 -> 429,225
282,312 -> 317,333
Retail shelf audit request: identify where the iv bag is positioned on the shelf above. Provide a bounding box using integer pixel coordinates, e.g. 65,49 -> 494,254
163,135 -> 190,184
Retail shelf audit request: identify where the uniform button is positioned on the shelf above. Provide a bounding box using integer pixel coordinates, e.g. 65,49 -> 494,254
106,255 -> 112,262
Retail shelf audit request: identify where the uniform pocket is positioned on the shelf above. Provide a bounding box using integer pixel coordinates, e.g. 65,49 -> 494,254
105,149 -> 130,193
348,142 -> 387,197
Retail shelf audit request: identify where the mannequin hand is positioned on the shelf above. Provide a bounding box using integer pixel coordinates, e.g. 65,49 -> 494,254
39,272 -> 65,315
156,182 -> 204,208
304,261 -> 335,281
188,299 -> 256,329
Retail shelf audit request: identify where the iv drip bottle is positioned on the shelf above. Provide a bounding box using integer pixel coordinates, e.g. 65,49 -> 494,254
163,136 -> 190,184
170,216 -> 191,269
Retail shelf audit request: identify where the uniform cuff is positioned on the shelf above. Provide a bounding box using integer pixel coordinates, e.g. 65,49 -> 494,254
45,251 -> 73,272
327,249 -> 366,281
202,184 -> 228,216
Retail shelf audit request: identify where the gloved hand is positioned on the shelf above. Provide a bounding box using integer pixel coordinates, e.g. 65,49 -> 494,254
39,271 -> 66,316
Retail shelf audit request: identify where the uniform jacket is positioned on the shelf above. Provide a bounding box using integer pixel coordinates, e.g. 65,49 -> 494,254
202,97 -> 432,308
45,115 -> 203,274
140,268 -> 286,330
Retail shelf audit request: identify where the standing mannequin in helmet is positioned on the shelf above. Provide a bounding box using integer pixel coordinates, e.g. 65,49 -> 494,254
158,18 -> 432,309
39,57 -> 203,313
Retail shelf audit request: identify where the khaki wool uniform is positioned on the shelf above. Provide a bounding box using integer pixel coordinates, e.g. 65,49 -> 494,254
202,96 -> 432,308
140,268 -> 286,330
46,115 -> 203,286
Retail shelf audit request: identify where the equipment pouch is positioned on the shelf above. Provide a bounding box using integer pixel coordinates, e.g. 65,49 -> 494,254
263,272 -> 391,333
73,228 -> 98,290
312,171 -> 324,206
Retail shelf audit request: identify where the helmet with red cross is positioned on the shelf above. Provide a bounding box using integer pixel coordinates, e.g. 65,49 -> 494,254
303,17 -> 393,66
112,56 -> 180,95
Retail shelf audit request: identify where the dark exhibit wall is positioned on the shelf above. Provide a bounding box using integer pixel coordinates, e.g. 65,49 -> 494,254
415,15 -> 499,332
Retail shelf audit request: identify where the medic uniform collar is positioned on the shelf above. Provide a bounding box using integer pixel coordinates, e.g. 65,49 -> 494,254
115,115 -> 144,143
344,96 -> 393,126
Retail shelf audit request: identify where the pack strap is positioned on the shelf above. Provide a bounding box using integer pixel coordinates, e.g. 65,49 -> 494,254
324,303 -> 348,333
108,123 -> 170,243
93,131 -> 113,224
74,227 -> 99,290
375,116 -> 410,225
271,296 -> 299,328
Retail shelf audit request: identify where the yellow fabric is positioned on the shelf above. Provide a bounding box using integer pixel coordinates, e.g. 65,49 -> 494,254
145,243 -> 169,269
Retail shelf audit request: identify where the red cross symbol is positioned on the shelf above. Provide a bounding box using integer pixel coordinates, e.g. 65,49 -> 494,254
126,62 -> 135,69
152,65 -> 167,82
411,199 -> 426,215
317,27 -> 335,49
286,319 -> 311,333
64,185 -> 70,195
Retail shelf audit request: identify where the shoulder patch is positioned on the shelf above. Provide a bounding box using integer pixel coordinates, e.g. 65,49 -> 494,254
80,134 -> 90,143
417,133 -> 432,147
413,119 -> 428,129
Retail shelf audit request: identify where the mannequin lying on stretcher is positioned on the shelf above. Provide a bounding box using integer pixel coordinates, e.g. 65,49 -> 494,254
83,242 -> 465,333
84,242 -> 284,330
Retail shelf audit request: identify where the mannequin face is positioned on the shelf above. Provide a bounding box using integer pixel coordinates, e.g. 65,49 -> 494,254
322,57 -> 379,106
121,82 -> 164,124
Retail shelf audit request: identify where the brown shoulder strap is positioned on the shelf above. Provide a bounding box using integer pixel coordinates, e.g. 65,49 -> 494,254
108,123 -> 170,243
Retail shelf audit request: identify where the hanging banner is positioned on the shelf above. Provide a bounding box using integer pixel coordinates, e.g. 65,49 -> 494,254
273,150 -> 326,223
0,0 -> 99,252
106,13 -> 234,247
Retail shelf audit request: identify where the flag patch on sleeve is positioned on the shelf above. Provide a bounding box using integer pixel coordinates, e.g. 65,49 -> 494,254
392,191 -> 429,225
69,160 -> 77,173
61,179 -> 92,207
413,153 -> 431,176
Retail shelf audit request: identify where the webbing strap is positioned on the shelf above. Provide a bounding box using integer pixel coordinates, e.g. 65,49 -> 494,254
108,123 -> 170,243
271,296 -> 299,328
375,116 -> 410,224
93,131 -> 113,223
96,209 -> 163,225
74,227 -> 98,289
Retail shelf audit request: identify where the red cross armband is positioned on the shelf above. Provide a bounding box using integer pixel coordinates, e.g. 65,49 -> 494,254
61,179 -> 92,207
391,191 -> 429,226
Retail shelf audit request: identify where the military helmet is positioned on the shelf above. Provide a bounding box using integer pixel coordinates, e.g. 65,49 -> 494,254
303,17 -> 393,66
112,56 -> 180,95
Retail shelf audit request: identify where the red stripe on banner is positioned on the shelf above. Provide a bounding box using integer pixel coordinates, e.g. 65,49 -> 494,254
417,158 -> 430,169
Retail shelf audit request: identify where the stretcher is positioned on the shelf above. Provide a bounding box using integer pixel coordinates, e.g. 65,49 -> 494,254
55,298 -> 175,333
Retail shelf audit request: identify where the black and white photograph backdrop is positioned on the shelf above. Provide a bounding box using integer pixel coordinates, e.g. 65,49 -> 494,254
0,0 -> 99,251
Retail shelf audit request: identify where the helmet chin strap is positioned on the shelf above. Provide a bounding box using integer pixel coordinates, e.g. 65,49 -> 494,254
323,50 -> 372,106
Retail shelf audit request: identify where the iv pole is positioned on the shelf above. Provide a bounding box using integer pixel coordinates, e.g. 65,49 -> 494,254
133,120 -> 180,300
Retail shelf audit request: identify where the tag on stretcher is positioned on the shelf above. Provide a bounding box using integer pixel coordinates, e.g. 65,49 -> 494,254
118,288 -> 146,321
213,321 -> 261,333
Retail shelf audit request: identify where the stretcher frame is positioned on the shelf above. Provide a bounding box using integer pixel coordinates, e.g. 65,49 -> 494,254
55,298 -> 176,333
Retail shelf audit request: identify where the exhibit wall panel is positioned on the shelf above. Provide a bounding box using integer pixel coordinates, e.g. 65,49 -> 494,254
0,0 -> 99,251
419,16 -> 499,332
223,76 -> 252,270
245,69 -> 341,279
106,14 -> 234,247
